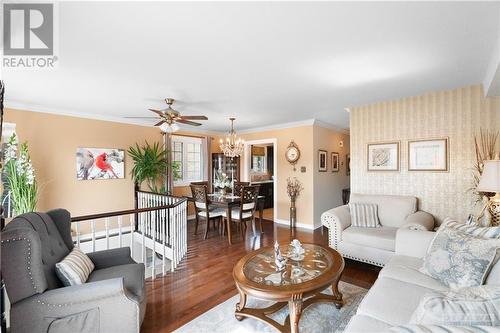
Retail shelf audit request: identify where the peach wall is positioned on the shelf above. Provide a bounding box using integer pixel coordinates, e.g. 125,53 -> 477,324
313,126 -> 350,226
4,108 -> 163,218
240,126 -> 315,226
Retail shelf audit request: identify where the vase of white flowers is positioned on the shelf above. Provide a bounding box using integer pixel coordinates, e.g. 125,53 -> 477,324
286,177 -> 303,228
214,170 -> 232,195
4,134 -> 38,215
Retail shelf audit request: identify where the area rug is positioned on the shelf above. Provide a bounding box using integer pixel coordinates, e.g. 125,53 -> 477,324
174,281 -> 367,333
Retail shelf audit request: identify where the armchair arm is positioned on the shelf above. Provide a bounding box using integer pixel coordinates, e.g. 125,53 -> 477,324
12,278 -> 141,333
321,205 -> 351,249
395,229 -> 436,258
86,247 -> 135,269
400,211 -> 435,231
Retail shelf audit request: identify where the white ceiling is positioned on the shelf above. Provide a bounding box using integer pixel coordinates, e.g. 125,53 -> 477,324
3,1 -> 500,132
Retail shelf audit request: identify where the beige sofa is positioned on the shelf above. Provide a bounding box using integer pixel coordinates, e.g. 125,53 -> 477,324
321,193 -> 434,266
345,229 -> 500,331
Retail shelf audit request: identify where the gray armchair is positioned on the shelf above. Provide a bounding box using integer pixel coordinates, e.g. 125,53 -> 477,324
1,209 -> 146,333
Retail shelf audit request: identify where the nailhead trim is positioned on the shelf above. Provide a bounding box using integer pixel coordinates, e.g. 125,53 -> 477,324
1,237 -> 39,292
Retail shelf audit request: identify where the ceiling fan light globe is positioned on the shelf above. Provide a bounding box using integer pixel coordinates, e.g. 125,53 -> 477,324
160,122 -> 180,133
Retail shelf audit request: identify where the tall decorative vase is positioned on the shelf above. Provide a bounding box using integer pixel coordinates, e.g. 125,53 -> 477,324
289,197 -> 297,228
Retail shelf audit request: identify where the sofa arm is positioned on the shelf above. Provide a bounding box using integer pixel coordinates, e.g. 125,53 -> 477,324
86,247 -> 136,270
12,278 -> 141,333
321,205 -> 351,249
395,229 -> 436,258
400,211 -> 435,231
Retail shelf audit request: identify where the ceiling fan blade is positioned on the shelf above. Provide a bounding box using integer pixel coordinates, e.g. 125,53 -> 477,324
124,116 -> 160,119
149,109 -> 165,117
179,115 -> 208,120
154,120 -> 166,126
176,119 -> 202,126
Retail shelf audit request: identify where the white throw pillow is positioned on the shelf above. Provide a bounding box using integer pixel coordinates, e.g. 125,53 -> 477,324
55,247 -> 95,286
410,286 -> 500,326
420,227 -> 499,289
349,203 -> 380,228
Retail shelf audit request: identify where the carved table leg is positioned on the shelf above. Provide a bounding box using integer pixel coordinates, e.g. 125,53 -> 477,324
288,294 -> 303,333
235,284 -> 247,321
332,276 -> 343,309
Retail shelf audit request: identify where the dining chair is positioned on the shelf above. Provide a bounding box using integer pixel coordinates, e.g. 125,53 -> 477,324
223,185 -> 260,239
190,184 -> 224,239
190,181 -> 211,193
233,181 -> 250,196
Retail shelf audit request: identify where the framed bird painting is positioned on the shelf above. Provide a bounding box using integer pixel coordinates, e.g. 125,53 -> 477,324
76,148 -> 125,180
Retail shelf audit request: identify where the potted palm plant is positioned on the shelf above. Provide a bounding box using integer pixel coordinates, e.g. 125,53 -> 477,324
127,141 -> 168,193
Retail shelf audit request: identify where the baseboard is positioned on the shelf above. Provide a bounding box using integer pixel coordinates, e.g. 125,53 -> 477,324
273,218 -> 320,231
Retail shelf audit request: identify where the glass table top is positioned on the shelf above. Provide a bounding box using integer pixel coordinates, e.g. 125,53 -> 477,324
243,244 -> 333,286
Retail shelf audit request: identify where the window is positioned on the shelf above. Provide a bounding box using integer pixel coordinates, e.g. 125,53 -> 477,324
171,136 -> 204,186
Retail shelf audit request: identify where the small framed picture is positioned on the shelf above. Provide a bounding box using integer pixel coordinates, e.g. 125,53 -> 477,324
367,142 -> 400,171
346,154 -> 350,176
331,152 -> 339,172
408,138 -> 448,172
318,150 -> 327,172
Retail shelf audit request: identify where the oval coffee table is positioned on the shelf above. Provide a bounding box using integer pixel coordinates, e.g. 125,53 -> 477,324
233,243 -> 344,333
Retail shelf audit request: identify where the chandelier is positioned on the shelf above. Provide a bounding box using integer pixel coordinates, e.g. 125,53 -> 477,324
220,117 -> 244,158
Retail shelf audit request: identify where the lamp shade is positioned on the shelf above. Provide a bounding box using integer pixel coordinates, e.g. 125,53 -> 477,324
477,160 -> 500,193
159,123 -> 180,133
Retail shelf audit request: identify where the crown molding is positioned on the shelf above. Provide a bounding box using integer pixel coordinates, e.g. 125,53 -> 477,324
4,101 -> 221,136
238,118 -> 349,135
5,101 -> 349,136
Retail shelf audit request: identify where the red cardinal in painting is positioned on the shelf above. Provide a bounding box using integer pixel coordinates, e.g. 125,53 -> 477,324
95,153 -> 118,178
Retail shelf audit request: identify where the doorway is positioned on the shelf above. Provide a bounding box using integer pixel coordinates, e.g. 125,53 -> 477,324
243,139 -> 278,222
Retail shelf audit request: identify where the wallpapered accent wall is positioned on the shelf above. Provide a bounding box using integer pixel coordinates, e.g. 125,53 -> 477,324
350,85 -> 500,224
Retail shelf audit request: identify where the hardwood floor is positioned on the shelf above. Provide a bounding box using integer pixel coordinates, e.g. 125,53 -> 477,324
141,219 -> 380,333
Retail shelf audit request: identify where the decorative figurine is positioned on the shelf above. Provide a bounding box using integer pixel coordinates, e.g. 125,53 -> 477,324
274,241 -> 287,271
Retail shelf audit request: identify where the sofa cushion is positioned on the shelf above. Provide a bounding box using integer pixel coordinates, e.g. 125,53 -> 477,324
380,255 -> 448,291
410,285 -> 500,326
342,226 -> 398,251
357,277 -> 437,325
349,203 -> 380,228
420,228 -> 499,288
87,263 -> 145,302
350,193 -> 417,227
344,314 -> 392,333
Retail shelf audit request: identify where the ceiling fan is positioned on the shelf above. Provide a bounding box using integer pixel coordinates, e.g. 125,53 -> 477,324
125,98 -> 208,132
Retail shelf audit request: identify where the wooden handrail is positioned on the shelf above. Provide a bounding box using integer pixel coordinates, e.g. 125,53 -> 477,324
70,198 -> 187,222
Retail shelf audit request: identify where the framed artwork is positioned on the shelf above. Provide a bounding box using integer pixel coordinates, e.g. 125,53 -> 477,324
318,150 -> 327,172
408,138 -> 448,172
76,148 -> 125,180
367,142 -> 399,171
331,152 -> 339,172
346,154 -> 350,176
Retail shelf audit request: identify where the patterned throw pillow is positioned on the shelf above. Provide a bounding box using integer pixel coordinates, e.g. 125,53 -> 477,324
420,227 -> 499,288
410,286 -> 500,326
442,217 -> 500,239
349,203 -> 380,228
55,247 -> 95,286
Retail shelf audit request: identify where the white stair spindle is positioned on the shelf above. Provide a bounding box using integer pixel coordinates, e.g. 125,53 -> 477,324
130,214 -> 134,257
142,212 -> 146,264
91,220 -> 96,252
104,217 -> 110,250
118,216 -> 123,248
76,222 -> 81,248
162,206 -> 166,276
151,209 -> 156,279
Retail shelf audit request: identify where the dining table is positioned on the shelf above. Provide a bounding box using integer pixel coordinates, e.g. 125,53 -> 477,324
186,193 -> 266,244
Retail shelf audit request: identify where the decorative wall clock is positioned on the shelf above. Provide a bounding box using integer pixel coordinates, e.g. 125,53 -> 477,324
285,140 -> 301,171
